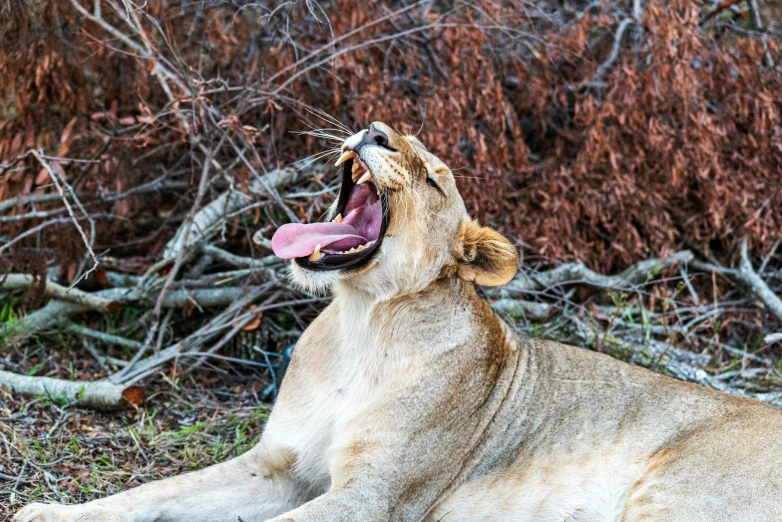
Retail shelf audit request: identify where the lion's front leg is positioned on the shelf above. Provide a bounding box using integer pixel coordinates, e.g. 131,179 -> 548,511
13,441 -> 306,522
265,488 -> 379,522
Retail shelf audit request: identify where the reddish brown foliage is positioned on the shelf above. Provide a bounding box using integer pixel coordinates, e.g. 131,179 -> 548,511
1,0 -> 780,273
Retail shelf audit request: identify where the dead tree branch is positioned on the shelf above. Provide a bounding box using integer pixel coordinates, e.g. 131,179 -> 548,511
7,284 -> 276,338
161,167 -> 298,261
0,370 -> 143,411
691,239 -> 782,324
1,274 -> 120,313
504,251 -> 694,295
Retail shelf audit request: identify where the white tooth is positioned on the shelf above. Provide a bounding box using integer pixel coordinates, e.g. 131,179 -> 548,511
351,162 -> 362,182
357,245 -> 366,251
309,245 -> 322,262
356,172 -> 372,185
348,247 -> 357,253
333,213 -> 342,223
335,150 -> 356,166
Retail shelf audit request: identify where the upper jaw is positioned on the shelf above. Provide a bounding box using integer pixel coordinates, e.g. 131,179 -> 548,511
335,149 -> 383,193
340,129 -> 367,155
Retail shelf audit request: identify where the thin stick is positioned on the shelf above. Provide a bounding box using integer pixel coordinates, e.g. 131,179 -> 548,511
29,151 -> 100,286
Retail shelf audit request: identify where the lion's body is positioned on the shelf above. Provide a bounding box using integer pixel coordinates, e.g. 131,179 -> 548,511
277,284 -> 782,522
15,123 -> 782,522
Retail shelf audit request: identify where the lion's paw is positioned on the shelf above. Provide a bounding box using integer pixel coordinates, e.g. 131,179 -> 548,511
13,503 -> 73,522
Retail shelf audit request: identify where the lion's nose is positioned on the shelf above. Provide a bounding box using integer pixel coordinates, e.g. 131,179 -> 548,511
366,124 -> 389,148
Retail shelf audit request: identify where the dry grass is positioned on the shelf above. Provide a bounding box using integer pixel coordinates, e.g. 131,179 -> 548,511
1,359 -> 270,520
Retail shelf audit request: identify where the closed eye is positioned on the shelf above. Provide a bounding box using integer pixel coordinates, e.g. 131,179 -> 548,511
426,176 -> 444,194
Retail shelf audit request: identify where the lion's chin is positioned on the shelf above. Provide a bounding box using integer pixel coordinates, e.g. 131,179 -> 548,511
287,261 -> 342,295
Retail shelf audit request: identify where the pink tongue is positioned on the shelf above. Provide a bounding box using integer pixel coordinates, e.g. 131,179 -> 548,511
271,222 -> 367,259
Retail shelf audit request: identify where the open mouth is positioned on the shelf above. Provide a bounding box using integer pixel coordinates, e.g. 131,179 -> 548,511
271,151 -> 389,271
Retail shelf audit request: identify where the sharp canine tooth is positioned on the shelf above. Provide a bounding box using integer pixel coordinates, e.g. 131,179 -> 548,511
309,245 -> 322,262
335,150 -> 356,166
351,162 -> 361,181
356,172 -> 372,185
333,213 -> 342,223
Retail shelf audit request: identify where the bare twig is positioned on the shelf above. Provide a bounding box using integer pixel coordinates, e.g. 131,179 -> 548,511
747,0 -> 773,66
201,245 -> 278,269
0,193 -> 67,214
29,151 -> 100,286
593,18 -> 635,82
65,322 -> 143,350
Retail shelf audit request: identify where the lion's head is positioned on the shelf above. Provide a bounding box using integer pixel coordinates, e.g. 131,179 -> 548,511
272,122 -> 519,297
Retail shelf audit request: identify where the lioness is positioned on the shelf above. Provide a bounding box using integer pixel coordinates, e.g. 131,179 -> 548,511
15,123 -> 782,522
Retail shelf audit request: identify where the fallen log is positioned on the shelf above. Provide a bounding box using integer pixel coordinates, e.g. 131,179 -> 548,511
0,370 -> 144,411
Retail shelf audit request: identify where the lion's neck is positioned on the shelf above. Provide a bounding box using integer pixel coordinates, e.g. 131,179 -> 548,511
331,276 -> 499,356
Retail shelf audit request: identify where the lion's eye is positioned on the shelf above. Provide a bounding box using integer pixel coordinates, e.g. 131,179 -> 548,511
426,176 -> 442,193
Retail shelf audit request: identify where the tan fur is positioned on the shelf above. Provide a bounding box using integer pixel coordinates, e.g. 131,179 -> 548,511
15,123 -> 782,522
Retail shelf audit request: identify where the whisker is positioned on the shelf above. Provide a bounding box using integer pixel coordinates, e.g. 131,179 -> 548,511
293,128 -> 346,143
304,107 -> 354,135
295,118 -> 351,136
415,107 -> 427,137
451,174 -> 490,180
292,149 -> 341,171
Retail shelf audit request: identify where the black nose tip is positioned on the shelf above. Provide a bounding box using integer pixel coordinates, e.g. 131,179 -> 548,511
366,124 -> 389,148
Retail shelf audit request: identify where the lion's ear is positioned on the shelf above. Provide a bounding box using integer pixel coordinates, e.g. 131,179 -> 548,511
457,220 -> 519,287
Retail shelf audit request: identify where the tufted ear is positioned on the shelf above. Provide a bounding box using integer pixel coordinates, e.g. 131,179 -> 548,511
457,219 -> 519,287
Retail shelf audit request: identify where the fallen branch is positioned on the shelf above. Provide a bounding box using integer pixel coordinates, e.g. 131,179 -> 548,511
0,370 -> 143,411
202,244 -> 279,269
1,274 -> 121,313
7,284 -> 275,338
505,251 -> 694,295
490,298 -> 552,320
161,167 -> 298,261
764,333 -> 782,345
692,239 -> 782,324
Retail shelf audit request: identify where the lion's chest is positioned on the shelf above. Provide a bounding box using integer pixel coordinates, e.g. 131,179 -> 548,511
267,338 -> 393,495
